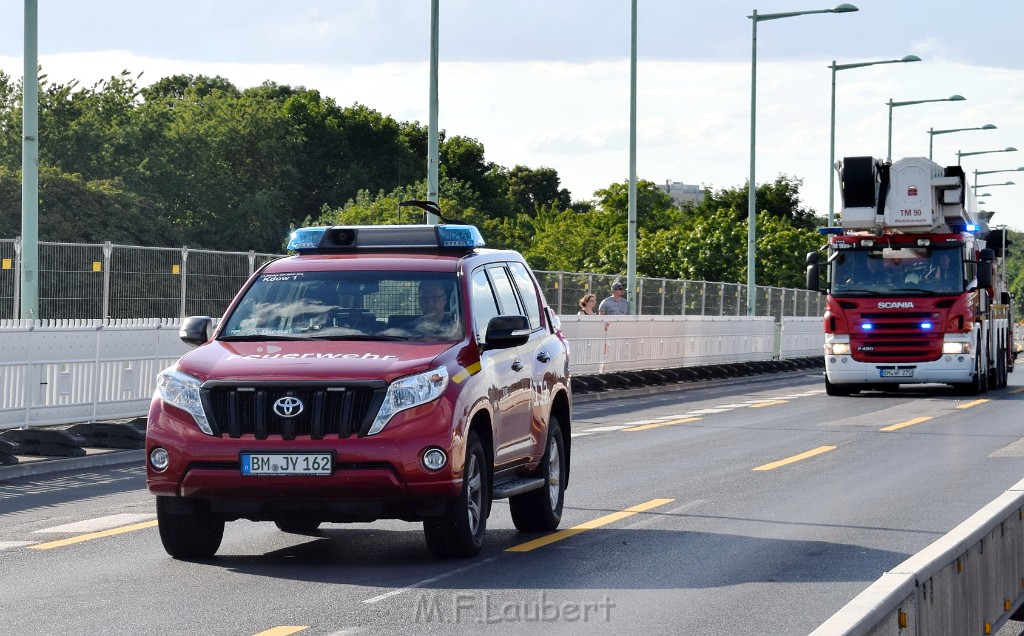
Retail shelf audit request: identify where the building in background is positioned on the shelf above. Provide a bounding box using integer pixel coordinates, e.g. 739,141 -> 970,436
659,181 -> 705,205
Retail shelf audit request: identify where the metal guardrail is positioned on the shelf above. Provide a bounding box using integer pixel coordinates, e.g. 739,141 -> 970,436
812,477 -> 1024,636
0,238 -> 825,321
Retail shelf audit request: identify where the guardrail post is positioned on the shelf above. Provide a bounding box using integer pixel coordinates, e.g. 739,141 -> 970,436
660,278 -> 667,315
701,281 -> 706,316
557,271 -> 565,315
179,247 -> 189,320
102,242 -> 112,320
13,237 -> 22,320
248,250 -> 256,277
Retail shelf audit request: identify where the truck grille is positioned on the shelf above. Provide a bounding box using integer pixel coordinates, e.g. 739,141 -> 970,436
202,382 -> 386,439
850,314 -> 942,362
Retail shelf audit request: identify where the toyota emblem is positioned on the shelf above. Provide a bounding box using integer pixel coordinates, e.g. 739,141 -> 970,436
272,396 -> 304,418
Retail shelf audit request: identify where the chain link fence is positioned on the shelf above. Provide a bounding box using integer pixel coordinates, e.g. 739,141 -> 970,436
0,238 -> 824,320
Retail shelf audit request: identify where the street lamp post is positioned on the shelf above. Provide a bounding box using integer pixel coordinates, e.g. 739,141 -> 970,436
972,181 -> 1016,190
927,124 -> 996,160
957,147 -> 1018,166
974,167 -> 1024,189
748,3 -> 858,316
828,55 -> 920,226
886,95 -> 965,161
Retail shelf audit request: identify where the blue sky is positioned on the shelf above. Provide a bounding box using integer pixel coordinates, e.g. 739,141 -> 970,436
2,1 -> 1023,229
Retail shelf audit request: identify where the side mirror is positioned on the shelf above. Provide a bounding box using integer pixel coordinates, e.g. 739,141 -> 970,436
484,315 -> 530,350
805,252 -> 821,292
179,316 -> 214,347
978,249 -> 994,289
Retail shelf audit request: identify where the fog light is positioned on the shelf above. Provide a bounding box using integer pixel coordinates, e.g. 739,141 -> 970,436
829,357 -> 837,364
422,447 -> 447,471
149,447 -> 169,471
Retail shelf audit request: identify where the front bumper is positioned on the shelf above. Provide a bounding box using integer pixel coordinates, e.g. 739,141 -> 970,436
824,353 -> 976,385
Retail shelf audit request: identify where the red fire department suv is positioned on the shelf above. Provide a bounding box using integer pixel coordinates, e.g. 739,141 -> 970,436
146,224 -> 572,559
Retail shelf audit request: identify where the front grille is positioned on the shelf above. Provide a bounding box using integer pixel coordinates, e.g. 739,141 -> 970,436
850,314 -> 942,362
202,382 -> 385,439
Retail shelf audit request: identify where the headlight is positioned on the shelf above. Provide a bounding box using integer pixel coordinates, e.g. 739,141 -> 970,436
942,341 -> 972,355
368,366 -> 449,435
156,367 -> 213,435
826,342 -> 851,355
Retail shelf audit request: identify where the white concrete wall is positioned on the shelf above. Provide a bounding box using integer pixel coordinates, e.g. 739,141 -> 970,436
0,319 -> 185,429
0,316 -> 824,430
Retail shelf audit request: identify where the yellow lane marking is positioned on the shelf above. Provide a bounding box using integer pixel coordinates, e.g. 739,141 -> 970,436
29,520 -> 157,550
749,400 -> 788,408
253,628 -> 308,636
880,416 -> 933,432
1009,387 -> 1024,394
623,417 -> 700,432
505,498 -> 675,553
957,399 -> 990,410
752,445 -> 836,471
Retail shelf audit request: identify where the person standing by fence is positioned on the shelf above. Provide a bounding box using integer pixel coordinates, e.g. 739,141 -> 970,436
598,281 -> 629,316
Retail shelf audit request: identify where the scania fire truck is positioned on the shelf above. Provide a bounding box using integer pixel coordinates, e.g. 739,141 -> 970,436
807,155 -> 1013,396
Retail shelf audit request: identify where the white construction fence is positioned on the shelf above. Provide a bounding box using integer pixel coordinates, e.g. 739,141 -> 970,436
0,315 -> 824,431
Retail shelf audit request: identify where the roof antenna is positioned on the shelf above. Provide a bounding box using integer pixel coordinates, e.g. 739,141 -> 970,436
399,200 -> 462,224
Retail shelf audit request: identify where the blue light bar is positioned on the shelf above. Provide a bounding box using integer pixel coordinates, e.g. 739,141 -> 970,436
965,223 -> 979,232
437,225 -> 486,248
286,224 -> 485,253
818,227 -> 844,235
861,323 -> 874,331
921,322 -> 933,330
288,227 -> 328,251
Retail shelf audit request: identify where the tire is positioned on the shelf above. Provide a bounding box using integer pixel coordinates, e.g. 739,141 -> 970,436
510,419 -> 566,533
274,519 -> 322,534
156,496 -> 224,560
423,431 -> 489,559
824,377 -> 856,396
956,344 -> 987,396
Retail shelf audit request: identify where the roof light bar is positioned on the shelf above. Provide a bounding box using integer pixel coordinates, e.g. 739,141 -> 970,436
287,224 -> 486,253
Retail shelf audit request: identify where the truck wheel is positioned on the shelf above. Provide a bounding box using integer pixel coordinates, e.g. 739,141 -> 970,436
274,519 -> 322,534
825,377 -> 855,396
510,418 -> 566,533
156,496 -> 224,559
423,431 -> 489,558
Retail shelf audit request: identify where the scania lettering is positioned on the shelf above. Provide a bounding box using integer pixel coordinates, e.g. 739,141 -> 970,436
807,156 -> 1014,396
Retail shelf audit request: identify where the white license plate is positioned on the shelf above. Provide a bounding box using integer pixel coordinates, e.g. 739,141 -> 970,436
879,368 -> 914,378
241,452 -> 332,476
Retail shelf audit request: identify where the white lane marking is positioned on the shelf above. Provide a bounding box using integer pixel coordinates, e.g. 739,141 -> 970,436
570,432 -> 594,438
687,408 -> 730,414
585,425 -> 631,432
363,556 -> 502,604
0,541 -> 37,551
33,513 -> 156,534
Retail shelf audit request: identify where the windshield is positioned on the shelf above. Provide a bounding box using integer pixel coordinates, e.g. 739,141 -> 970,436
220,270 -> 462,342
831,246 -> 963,296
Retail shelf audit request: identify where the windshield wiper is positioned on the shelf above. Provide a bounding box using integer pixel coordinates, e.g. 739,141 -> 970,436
888,288 -> 937,295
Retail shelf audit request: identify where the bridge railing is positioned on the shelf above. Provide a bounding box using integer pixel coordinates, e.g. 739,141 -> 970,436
0,238 -> 825,321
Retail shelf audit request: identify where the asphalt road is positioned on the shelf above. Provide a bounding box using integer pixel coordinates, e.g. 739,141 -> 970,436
2,370 -> 1024,636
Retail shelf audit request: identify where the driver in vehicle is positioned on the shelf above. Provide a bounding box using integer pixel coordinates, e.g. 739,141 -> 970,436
409,281 -> 458,336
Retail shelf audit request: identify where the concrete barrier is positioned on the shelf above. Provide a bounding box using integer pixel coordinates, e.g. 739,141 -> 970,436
812,477 -> 1024,635
0,316 -> 825,431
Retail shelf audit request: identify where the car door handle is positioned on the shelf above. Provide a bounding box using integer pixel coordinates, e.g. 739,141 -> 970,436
511,359 -> 523,372
536,349 -> 550,363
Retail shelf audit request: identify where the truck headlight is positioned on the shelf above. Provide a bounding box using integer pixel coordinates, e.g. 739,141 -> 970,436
826,342 -> 851,355
942,341 -> 972,355
368,366 -> 449,435
157,367 -> 213,435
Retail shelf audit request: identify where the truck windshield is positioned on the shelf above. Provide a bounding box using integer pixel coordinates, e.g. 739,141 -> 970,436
831,246 -> 963,296
219,271 -> 462,342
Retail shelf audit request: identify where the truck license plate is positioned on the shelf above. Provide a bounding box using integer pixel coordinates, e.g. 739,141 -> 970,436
241,452 -> 332,476
879,368 -> 914,378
